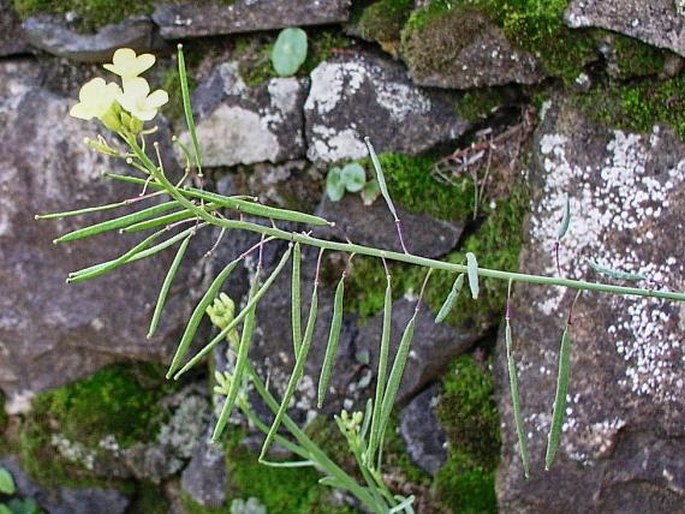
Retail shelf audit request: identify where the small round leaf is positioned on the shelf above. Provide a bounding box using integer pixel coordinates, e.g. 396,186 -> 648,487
326,167 -> 345,202
271,28 -> 308,77
341,163 -> 366,193
361,178 -> 380,205
0,467 -> 15,495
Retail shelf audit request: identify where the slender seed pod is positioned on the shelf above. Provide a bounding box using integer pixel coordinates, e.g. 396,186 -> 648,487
545,327 -> 571,470
317,276 -> 345,408
291,243 -> 302,354
148,234 -> 192,338
435,273 -> 465,323
466,252 -> 480,299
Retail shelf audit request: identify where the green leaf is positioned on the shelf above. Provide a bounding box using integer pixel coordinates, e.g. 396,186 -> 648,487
326,167 -> 345,202
260,279 -> 318,460
466,252 -> 480,299
0,505 -> 11,514
317,276 -> 345,408
178,44 -> 202,175
545,327 -> 572,470
505,320 -> 530,478
586,259 -> 646,282
291,242 -> 302,354
212,274 -> 261,441
0,467 -> 15,495
271,27 -> 308,77
361,178 -> 381,206
435,273 -> 464,323
341,163 -> 366,192
147,234 -> 192,339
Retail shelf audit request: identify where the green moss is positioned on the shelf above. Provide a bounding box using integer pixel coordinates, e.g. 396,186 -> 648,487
357,0 -> 413,43
234,36 -> 278,88
605,32 -> 666,79
12,0 -> 152,32
435,451 -> 497,514
363,152 -> 475,221
401,0 -> 597,84
128,481 -> 170,514
16,363 -> 174,486
223,431 -> 354,514
574,74 -> 685,140
456,88 -> 509,123
435,355 -> 500,513
303,29 -> 352,74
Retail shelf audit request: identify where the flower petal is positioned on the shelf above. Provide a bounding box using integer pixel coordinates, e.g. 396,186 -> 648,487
146,89 -> 169,109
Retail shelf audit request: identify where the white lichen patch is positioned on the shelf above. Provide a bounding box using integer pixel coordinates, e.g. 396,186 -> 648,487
188,104 -> 279,166
565,417 -> 626,464
307,126 -> 367,162
305,57 -> 433,162
530,125 -> 685,404
51,434 -> 96,470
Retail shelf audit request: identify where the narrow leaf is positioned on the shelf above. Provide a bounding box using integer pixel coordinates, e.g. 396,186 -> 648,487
260,280 -> 318,460
148,234 -> 192,338
291,242 -> 302,354
466,252 -> 480,299
360,398 -> 373,441
259,460 -> 314,468
122,207 -> 212,233
364,137 -> 398,219
178,44 -> 202,175
435,273 -> 465,323
317,275 -> 345,408
505,320 -> 530,478
54,201 -> 179,243
67,228 -> 168,283
174,246 -> 293,379
545,328 -> 572,470
166,258 -> 241,377
213,276 -> 261,440
35,199 -> 130,220
70,226 -> 196,279
378,306 -> 418,446
366,275 -> 392,465
0,467 -> 15,495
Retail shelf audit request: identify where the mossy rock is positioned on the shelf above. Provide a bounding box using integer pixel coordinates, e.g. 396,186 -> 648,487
434,354 -> 500,513
12,0 -> 153,33
573,74 -> 685,141
15,363 -> 174,486
356,0 -> 413,55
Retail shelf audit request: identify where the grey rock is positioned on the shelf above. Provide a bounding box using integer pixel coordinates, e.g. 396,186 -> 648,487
565,0 -> 685,57
183,63 -> 309,167
304,53 -> 469,162
399,384 -> 447,476
181,441 -> 227,508
0,62 -> 205,405
21,15 -> 160,63
153,0 -> 351,39
359,299 -> 484,407
0,0 -> 31,56
314,193 -> 463,258
0,456 -> 129,514
495,98 -> 685,512
401,8 -> 543,89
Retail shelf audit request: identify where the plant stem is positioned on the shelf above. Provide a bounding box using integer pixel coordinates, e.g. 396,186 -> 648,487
126,137 -> 685,303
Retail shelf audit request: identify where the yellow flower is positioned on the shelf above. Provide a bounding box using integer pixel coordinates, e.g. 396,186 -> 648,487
103,48 -> 155,80
69,77 -> 122,131
116,77 -> 169,121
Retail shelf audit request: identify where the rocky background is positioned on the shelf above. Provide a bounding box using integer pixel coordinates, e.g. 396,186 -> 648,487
1,1 -> 684,513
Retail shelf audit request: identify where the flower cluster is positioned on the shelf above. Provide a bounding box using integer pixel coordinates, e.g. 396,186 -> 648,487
69,48 -> 168,135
